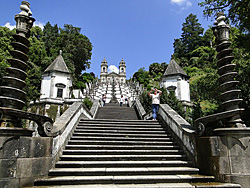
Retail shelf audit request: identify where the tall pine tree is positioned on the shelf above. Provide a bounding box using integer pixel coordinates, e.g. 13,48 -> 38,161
173,14 -> 204,67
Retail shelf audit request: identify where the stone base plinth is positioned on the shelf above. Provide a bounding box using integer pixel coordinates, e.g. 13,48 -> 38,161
0,136 -> 52,188
0,127 -> 33,137
197,128 -> 250,188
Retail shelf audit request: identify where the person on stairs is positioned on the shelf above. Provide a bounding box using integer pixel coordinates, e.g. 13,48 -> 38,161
102,94 -> 106,107
120,95 -> 124,107
148,88 -> 162,120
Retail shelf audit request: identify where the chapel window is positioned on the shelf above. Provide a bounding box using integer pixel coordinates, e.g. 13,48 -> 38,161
57,88 -> 63,98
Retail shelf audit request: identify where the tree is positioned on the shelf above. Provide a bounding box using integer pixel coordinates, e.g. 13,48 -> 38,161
199,0 -> 250,33
42,22 -> 59,57
149,62 -> 167,80
173,14 -> 204,66
199,0 -> 250,51
55,24 -> 93,80
133,67 -> 150,88
24,62 -> 42,105
0,27 -> 14,85
29,27 -> 48,70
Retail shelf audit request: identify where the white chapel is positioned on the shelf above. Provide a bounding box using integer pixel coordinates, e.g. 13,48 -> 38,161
160,57 -> 191,103
40,51 -> 72,100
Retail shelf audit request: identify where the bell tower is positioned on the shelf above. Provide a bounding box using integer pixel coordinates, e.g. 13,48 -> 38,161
119,58 -> 126,84
119,58 -> 126,75
100,57 -> 108,83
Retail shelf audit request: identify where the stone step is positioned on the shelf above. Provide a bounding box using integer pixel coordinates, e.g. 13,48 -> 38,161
49,167 -> 199,176
72,132 -> 171,138
34,175 -> 214,185
77,123 -> 162,129
64,144 -> 180,150
79,119 -> 160,125
75,125 -> 163,131
95,116 -> 139,120
74,129 -> 167,134
97,110 -> 136,112
27,183 -> 243,188
63,149 -> 184,155
55,160 -> 192,168
67,140 -> 175,145
60,154 -> 187,161
70,136 -> 173,142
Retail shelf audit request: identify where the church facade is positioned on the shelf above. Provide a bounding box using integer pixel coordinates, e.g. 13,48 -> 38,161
100,58 -> 126,84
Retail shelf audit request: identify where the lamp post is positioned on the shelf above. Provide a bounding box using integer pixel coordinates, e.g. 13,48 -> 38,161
0,2 -> 53,137
213,12 -> 245,128
194,12 -> 246,136
0,1 -> 35,127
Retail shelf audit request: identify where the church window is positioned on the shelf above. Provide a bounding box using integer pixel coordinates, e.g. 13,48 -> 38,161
121,68 -> 124,72
103,67 -> 106,72
57,88 -> 63,98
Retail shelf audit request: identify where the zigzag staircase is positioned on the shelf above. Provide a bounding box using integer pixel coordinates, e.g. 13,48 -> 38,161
33,104 -> 240,188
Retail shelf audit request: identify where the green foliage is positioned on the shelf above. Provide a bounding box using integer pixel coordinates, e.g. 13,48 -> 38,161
199,0 -> 250,33
172,13 -> 221,121
56,24 -> 93,80
24,62 -> 42,104
139,91 -> 152,113
42,22 -> 59,57
0,22 -> 93,107
132,62 -> 167,89
46,105 -> 58,121
60,104 -> 69,116
74,72 -> 96,92
160,90 -> 187,119
83,97 -> 93,110
199,0 -> 250,53
0,26 -> 14,85
173,14 -> 204,66
133,67 -> 150,87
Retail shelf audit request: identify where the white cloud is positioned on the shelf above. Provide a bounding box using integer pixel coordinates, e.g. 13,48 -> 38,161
33,21 -> 45,30
108,65 -> 119,74
170,0 -> 192,10
3,21 -> 45,30
171,0 -> 186,5
4,22 -> 16,30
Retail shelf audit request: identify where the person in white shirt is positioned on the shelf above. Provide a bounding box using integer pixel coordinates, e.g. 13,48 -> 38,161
120,95 -> 124,107
148,88 -> 162,120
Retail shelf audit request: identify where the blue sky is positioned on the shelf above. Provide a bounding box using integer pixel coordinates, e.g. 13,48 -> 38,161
0,0 -> 212,79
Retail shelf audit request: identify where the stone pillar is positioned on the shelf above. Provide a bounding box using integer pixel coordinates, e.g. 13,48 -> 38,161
197,129 -> 250,188
0,136 -> 53,188
195,12 -> 250,188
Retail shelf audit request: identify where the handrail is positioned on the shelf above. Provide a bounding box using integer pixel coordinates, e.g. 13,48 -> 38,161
90,100 -> 101,119
49,101 -> 93,166
134,99 -> 147,120
47,102 -> 92,137
158,104 -> 197,164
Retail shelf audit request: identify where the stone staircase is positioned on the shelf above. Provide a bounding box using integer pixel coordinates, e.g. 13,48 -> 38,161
95,103 -> 138,120
33,105 -> 240,187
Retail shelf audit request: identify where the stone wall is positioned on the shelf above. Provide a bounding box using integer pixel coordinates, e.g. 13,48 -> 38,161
197,128 -> 250,188
0,136 -> 52,188
158,104 -> 197,164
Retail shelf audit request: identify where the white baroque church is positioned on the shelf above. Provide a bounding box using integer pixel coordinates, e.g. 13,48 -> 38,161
100,57 -> 126,85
